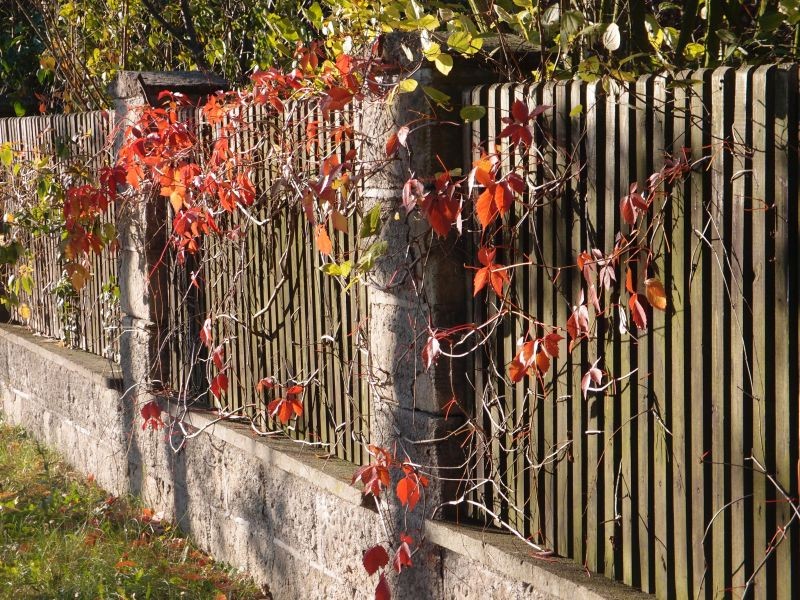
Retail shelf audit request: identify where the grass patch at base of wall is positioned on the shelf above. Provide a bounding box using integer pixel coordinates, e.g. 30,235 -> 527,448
0,417 -> 268,599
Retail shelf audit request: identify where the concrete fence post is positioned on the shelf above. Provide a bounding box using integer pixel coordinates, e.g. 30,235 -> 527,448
108,72 -> 227,399
358,33 -> 481,536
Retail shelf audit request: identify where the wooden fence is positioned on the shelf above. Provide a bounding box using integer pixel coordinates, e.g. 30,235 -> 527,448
165,103 -> 371,465
0,112 -> 119,360
464,65 -> 799,599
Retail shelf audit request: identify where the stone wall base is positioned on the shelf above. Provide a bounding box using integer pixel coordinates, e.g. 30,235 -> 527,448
0,324 -> 647,600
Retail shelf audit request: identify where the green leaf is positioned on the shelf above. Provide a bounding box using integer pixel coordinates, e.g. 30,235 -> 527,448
357,240 -> 388,273
13,102 -> 25,117
758,11 -> 784,32
569,104 -> 583,117
561,10 -> 585,36
447,31 -> 473,53
459,105 -> 486,122
304,2 -> 324,29
716,29 -> 738,44
359,205 -> 382,238
434,53 -> 453,75
422,86 -> 451,107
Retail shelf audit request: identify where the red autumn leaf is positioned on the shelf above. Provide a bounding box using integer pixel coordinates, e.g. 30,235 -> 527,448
316,224 -> 333,256
393,535 -> 413,573
396,466 -> 429,511
363,545 -> 390,576
385,132 -> 399,157
422,335 -> 441,370
473,246 -> 509,297
494,182 -> 514,214
620,194 -> 637,225
629,293 -> 648,329
375,573 -> 391,600
498,122 -> 532,147
535,350 -> 550,374
352,463 -> 391,497
508,339 -> 536,382
140,401 -> 163,430
256,376 -> 276,393
511,99 -> 529,122
475,188 -> 498,229
199,318 -> 213,348
336,54 -> 353,75
268,385 -> 304,424
505,172 -> 526,194
211,345 -> 225,370
418,171 -> 461,237
566,299 -> 590,351
542,332 -> 563,358
323,86 -> 353,113
210,372 -> 229,399
625,267 -> 636,295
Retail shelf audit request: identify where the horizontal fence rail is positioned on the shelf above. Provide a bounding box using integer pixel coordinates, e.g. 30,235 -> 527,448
165,103 -> 370,465
0,112 -> 120,360
464,65 -> 799,599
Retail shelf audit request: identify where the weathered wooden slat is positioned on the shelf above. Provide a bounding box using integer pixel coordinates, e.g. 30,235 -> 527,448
729,65 -> 753,598
651,74 -> 671,599
572,78 -> 608,571
770,65 -> 795,600
615,81 -> 636,589
668,74 -> 692,600
709,66 -> 734,600
599,80 -> 617,581
634,74 -> 654,594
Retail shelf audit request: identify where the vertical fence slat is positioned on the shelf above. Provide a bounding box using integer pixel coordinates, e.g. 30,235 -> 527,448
633,74 -> 654,594
730,65 -> 753,598
669,76 -> 692,600
771,65 -> 795,600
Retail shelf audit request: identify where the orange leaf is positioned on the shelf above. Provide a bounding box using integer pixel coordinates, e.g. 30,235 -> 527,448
316,224 -> 333,255
476,189 -> 498,228
385,132 -> 399,157
645,277 -> 667,311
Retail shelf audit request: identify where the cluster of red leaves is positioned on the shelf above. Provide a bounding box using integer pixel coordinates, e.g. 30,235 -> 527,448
362,532 -> 414,600
416,170 -> 462,237
472,246 -> 509,297
498,99 -> 550,148
471,153 -> 525,229
508,332 -> 563,383
351,446 -> 429,511
267,385 -> 305,424
255,374 -> 304,424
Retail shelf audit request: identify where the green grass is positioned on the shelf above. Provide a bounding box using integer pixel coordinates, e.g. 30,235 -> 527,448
0,418 -> 267,599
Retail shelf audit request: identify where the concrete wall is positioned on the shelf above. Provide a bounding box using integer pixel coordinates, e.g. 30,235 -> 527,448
0,324 -> 647,600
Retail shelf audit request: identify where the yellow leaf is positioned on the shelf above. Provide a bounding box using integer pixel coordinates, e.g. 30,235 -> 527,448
18,303 -> 31,320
